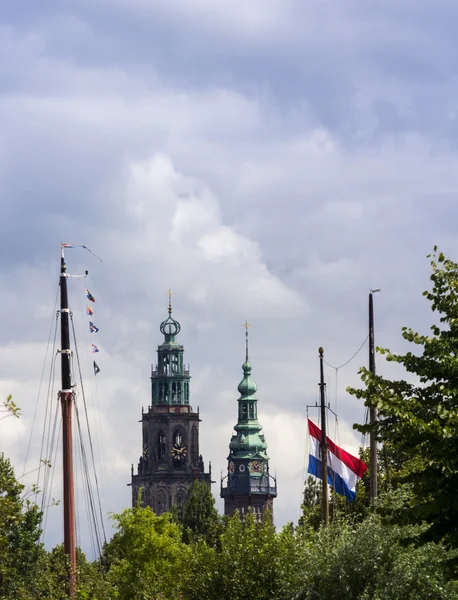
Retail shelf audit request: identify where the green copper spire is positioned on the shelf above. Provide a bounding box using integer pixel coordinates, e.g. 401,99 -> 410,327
221,321 -> 277,518
151,291 -> 190,405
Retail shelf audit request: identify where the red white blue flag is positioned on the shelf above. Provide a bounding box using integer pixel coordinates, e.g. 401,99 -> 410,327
89,321 -> 99,333
92,344 -> 99,354
86,306 -> 94,317
308,419 -> 367,501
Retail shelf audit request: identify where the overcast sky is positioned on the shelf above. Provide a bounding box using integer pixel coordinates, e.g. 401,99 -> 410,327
2,0 -> 458,555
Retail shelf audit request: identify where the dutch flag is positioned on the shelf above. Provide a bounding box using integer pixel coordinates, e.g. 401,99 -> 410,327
308,419 -> 367,502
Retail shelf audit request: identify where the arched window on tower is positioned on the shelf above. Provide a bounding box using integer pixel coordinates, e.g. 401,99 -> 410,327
249,403 -> 254,419
174,431 -> 183,446
177,383 -> 182,402
157,431 -> 166,460
172,354 -> 179,374
242,404 -> 248,419
172,382 -> 177,403
191,427 -> 198,464
159,383 -> 163,401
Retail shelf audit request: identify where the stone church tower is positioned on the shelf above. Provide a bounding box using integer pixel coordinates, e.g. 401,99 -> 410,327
221,324 -> 277,521
131,295 -> 211,513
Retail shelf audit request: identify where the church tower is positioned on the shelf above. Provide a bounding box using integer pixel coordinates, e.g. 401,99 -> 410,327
221,323 -> 277,521
131,293 -> 211,514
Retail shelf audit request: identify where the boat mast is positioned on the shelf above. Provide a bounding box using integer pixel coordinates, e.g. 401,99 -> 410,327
59,248 -> 76,597
369,289 -> 380,504
319,347 -> 329,525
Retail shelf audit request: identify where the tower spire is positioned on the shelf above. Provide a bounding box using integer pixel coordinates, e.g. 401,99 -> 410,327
168,289 -> 172,314
243,320 -> 251,361
221,322 -> 277,520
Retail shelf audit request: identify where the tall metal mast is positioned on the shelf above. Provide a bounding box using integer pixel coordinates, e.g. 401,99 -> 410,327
369,289 -> 380,504
319,347 -> 329,525
59,248 -> 76,597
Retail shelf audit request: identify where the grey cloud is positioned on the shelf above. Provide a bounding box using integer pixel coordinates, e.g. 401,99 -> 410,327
2,0 -> 458,550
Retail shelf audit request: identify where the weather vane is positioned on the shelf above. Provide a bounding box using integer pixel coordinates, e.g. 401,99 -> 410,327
168,289 -> 172,314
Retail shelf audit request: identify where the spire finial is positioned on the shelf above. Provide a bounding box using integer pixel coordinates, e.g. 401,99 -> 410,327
242,320 -> 251,361
168,289 -> 172,314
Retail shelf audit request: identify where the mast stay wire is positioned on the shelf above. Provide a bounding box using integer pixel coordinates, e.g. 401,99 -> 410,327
23,283 -> 60,479
71,350 -> 103,558
40,385 -> 60,517
77,289 -> 108,518
41,414 -> 61,541
35,348 -> 58,506
73,399 -> 98,561
70,314 -> 107,547
323,334 -> 369,451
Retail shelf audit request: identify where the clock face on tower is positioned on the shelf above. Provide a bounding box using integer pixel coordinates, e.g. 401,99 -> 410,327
171,444 -> 187,460
249,460 -> 262,474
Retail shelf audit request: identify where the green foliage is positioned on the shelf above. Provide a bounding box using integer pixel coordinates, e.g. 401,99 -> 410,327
180,480 -> 222,546
349,248 -> 458,545
182,510 -> 308,600
0,395 -> 21,421
0,452 -> 44,599
104,505 -> 190,599
296,514 -> 456,600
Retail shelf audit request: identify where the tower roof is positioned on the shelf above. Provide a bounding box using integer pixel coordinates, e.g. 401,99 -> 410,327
159,289 -> 181,344
237,360 -> 258,398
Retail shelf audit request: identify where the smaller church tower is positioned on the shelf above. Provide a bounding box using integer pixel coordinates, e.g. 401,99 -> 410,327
221,323 -> 277,521
131,293 -> 211,514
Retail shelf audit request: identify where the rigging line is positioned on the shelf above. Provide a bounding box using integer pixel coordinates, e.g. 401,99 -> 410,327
74,399 -> 97,562
74,420 -> 81,551
41,416 -> 61,541
40,387 -> 60,520
74,395 -> 102,558
79,290 -> 107,511
71,353 -> 103,557
23,287 -> 60,478
299,407 -> 310,516
324,334 -> 369,371
36,348 -> 58,504
71,314 -> 107,544
40,396 -> 60,522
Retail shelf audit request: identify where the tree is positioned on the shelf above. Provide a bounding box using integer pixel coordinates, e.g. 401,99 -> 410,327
296,514 -> 456,600
105,505 -> 190,599
349,248 -> 458,546
0,395 -> 21,421
180,480 -> 221,546
0,452 -> 44,598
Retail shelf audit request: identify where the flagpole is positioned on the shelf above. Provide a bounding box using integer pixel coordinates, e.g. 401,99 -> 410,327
59,248 -> 77,598
319,347 -> 329,526
369,290 -> 380,504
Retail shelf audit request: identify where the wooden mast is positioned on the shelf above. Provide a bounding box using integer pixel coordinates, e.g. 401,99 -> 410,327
59,248 -> 76,597
319,347 -> 329,525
